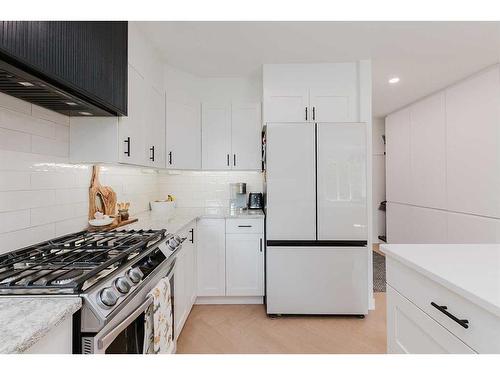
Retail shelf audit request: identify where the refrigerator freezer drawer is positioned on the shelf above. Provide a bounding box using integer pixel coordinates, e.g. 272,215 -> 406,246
266,246 -> 368,315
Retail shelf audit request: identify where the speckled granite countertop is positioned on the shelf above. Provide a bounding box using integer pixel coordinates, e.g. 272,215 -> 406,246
127,207 -> 264,234
0,297 -> 81,353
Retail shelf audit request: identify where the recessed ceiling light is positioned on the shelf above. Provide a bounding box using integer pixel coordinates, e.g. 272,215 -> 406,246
65,102 -> 77,106
388,77 -> 400,84
78,111 -> 92,116
18,81 -> 34,87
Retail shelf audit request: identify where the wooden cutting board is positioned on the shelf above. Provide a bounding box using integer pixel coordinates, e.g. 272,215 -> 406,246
88,165 -> 117,220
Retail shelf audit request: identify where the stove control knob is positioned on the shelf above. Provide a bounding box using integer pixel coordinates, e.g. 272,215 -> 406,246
127,267 -> 144,284
99,287 -> 118,307
174,235 -> 182,243
167,238 -> 178,251
114,276 -> 131,294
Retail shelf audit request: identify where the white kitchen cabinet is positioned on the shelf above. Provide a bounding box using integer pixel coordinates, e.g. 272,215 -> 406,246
201,102 -> 262,170
70,64 -> 166,168
263,63 -> 361,124
201,103 -> 232,170
118,64 -> 147,165
309,88 -> 357,123
144,85 -> 166,168
231,102 -> 262,170
447,211 -> 500,243
196,218 -> 226,296
174,245 -> 187,339
226,233 -> 264,297
25,316 -> 73,354
387,285 -> 475,354
387,203 -> 447,244
263,88 -> 309,123
385,108 -> 411,205
445,66 -> 500,218
174,222 -> 197,339
166,100 -> 201,169
409,92 -> 446,209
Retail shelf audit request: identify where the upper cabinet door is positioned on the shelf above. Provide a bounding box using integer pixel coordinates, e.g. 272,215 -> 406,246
446,67 -> 500,218
231,102 -> 262,170
119,65 -> 146,166
166,101 -> 201,169
202,103 -> 232,170
263,89 -> 309,123
385,108 -> 412,205
317,123 -> 367,240
309,88 -> 358,122
409,93 -> 446,209
144,85 -> 166,168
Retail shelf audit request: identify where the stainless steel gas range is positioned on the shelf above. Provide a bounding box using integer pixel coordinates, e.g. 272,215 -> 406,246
0,229 -> 184,354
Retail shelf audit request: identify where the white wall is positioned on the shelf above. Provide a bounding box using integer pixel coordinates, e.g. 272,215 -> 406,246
372,117 -> 386,243
385,64 -> 500,244
0,92 -> 162,254
158,170 -> 263,208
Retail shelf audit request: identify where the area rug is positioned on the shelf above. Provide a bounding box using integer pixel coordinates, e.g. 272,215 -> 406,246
373,251 -> 386,292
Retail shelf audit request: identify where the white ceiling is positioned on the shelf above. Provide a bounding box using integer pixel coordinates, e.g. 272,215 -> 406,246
137,21 -> 500,117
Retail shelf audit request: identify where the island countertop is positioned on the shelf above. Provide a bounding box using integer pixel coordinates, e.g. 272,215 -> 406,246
0,297 -> 81,354
381,244 -> 500,318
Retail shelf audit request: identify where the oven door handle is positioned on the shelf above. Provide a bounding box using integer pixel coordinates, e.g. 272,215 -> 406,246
98,296 -> 153,350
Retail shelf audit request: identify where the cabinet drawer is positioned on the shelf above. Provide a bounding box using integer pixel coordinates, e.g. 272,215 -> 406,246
387,285 -> 475,354
225,218 -> 264,234
387,257 -> 500,353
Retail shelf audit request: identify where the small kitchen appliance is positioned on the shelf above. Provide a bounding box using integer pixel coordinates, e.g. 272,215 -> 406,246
248,192 -> 263,209
229,182 -> 247,212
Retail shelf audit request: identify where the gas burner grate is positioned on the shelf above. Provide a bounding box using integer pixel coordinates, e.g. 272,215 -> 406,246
0,229 -> 166,294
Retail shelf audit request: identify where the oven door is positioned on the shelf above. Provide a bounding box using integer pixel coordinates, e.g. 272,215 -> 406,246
83,261 -> 175,354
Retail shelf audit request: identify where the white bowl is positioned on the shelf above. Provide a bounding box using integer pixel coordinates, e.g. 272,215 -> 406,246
89,217 -> 114,227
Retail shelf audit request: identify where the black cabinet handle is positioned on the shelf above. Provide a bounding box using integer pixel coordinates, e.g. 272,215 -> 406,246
305,107 -> 308,121
168,151 -> 172,165
124,137 -> 131,157
238,225 -> 252,228
259,238 -> 263,252
233,154 -> 236,166
312,106 -> 316,121
431,302 -> 469,329
227,154 -> 230,166
189,228 -> 194,243
149,146 -> 155,161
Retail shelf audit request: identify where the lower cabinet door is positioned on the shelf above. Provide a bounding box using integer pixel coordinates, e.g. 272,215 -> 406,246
196,219 -> 226,296
387,285 -> 475,354
174,249 -> 186,340
226,234 -> 264,296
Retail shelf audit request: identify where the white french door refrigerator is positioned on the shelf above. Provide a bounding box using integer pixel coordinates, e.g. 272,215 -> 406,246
265,122 -> 368,315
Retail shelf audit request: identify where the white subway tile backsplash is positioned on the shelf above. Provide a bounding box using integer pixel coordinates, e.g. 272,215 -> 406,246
55,216 -> 89,237
31,104 -> 70,126
0,171 -> 31,191
0,127 -> 31,153
55,188 -> 88,204
0,106 -> 56,138
30,202 -> 88,226
0,190 -> 56,212
31,135 -> 69,157
0,210 -> 30,233
0,224 -> 56,254
0,92 -> 32,115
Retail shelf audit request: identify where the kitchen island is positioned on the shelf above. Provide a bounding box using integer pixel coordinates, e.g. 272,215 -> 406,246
382,244 -> 500,354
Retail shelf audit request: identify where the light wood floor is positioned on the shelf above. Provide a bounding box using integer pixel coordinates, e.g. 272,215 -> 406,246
177,292 -> 387,354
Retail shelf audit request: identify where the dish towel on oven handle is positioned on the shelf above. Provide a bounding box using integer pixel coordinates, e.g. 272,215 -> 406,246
143,277 -> 174,354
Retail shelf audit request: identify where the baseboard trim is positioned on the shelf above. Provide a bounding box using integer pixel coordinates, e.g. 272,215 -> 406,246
195,296 -> 264,305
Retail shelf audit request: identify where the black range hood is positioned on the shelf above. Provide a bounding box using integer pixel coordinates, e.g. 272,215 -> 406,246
0,21 -> 128,117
